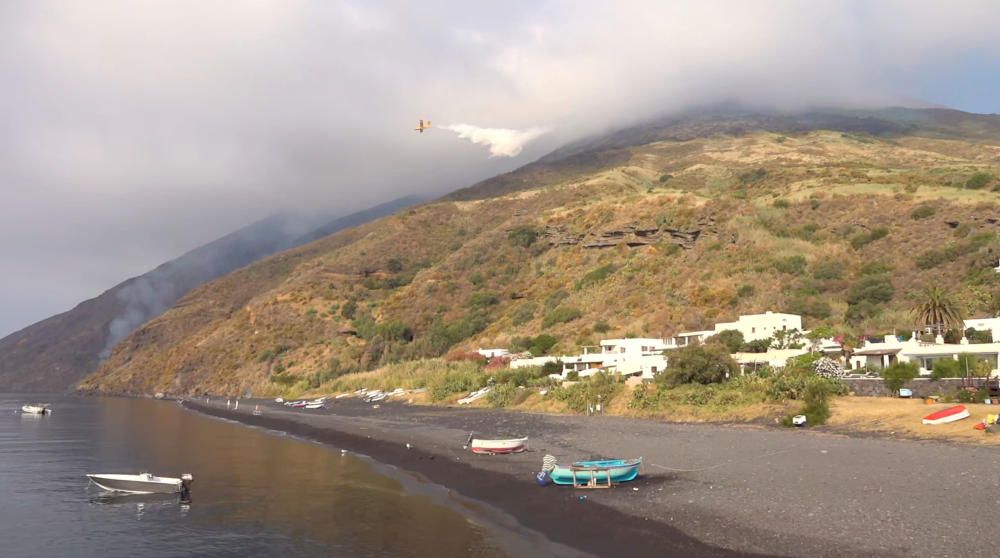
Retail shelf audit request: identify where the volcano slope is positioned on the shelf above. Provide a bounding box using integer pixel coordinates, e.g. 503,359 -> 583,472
82,110 -> 1000,396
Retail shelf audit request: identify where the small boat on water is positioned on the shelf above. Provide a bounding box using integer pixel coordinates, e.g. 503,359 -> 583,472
21,404 -> 51,415
469,436 -> 528,454
549,458 -> 642,486
86,472 -> 193,494
923,405 -> 970,425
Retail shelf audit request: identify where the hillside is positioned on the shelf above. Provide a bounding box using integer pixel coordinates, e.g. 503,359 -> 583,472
82,108 -> 1000,397
0,197 -> 418,392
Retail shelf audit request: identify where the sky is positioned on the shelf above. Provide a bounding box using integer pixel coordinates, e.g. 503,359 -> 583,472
2,0 -> 1000,337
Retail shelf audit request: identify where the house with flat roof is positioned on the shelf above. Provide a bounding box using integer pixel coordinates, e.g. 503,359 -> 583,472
964,317 -> 1000,343
557,338 -> 671,380
673,311 -> 804,346
850,334 -> 1000,376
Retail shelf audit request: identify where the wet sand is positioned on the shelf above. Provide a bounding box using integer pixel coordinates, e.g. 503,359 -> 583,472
186,399 -> 1000,557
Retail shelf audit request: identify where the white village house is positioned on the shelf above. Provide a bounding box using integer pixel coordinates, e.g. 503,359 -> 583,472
476,348 -> 510,359
963,317 -> 1000,342
559,338 -> 671,379
850,332 -> 1000,377
673,311 -> 803,346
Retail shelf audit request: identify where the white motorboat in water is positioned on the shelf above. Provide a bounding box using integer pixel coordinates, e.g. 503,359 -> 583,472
21,404 -> 51,415
86,472 -> 193,494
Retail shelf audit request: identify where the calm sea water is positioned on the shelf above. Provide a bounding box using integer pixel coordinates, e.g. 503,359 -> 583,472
0,395 -> 512,558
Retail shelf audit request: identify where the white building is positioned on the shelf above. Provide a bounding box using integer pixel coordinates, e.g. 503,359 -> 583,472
477,348 -> 510,359
673,311 -> 804,346
963,317 -> 1000,343
850,334 -> 1000,376
559,338 -> 671,380
732,348 -> 810,374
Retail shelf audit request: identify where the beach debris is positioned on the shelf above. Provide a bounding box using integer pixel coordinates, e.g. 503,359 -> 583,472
792,415 -> 807,427
458,387 -> 491,405
898,388 -> 913,398
275,397 -> 284,403
372,404 -> 381,409
341,449 -> 348,455
578,495 -> 587,501
632,487 -> 639,491
406,443 -> 412,449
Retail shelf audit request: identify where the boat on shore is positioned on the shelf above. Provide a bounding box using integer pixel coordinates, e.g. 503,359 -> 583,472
923,405 -> 970,425
549,458 -> 642,486
21,404 -> 51,415
86,472 -> 193,494
469,436 -> 528,454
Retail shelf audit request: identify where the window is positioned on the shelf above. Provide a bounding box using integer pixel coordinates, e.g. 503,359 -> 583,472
751,327 -> 756,334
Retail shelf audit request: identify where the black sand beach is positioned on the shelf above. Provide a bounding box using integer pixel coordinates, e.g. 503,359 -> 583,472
186,399 -> 1000,557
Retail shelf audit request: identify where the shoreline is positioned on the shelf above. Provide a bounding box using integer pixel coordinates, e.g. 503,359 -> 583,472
181,396 -> 1000,557
184,399 -> 772,558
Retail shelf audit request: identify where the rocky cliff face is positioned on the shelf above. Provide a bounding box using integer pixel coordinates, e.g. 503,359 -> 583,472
80,110 -> 1000,397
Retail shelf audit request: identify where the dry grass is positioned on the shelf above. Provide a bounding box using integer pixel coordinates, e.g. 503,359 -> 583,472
828,397 -> 1000,445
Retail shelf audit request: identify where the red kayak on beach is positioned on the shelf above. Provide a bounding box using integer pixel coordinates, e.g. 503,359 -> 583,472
922,405 -> 970,425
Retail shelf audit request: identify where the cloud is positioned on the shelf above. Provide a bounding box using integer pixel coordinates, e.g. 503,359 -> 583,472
2,1 -> 1000,336
443,124 -> 549,157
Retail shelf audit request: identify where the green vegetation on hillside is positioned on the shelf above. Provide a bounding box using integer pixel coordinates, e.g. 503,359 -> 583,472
81,124 -> 1000,397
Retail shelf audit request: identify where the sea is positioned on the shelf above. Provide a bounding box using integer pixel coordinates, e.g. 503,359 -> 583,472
0,394 -> 533,558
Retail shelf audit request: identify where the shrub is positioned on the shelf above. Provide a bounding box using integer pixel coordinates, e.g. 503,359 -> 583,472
812,260 -> 844,281
576,264 -> 617,290
931,359 -> 961,380
910,205 -> 936,220
846,275 -> 894,306
544,289 -> 569,311
661,344 -> 738,386
541,360 -> 563,375
429,369 -> 485,402
551,373 -> 623,413
467,291 -> 500,308
341,300 -> 358,319
711,329 -> 745,353
772,199 -> 790,209
507,226 -> 540,247
774,255 -> 807,275
543,306 -> 583,328
787,298 -> 832,320
593,320 -> 611,333
386,258 -> 404,273
965,172 -> 994,190
510,302 -> 537,326
375,320 -> 412,342
737,284 -> 756,298
511,334 -> 558,355
850,226 -> 889,250
742,338 -> 771,353
738,168 -> 768,184
881,362 -> 919,394
487,383 -> 517,407
659,174 -> 673,183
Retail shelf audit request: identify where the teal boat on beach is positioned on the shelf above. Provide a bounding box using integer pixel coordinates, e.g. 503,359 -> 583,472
549,457 -> 642,486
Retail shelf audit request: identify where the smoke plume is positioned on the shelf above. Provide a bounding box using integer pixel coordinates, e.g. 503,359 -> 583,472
443,124 -> 550,157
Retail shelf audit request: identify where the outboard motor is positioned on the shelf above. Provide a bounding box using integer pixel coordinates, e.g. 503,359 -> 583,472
179,473 -> 194,504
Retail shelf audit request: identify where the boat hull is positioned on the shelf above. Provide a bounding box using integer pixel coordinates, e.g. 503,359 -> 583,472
87,474 -> 182,494
923,405 -> 970,425
470,437 -> 528,454
21,405 -> 50,415
549,458 -> 642,485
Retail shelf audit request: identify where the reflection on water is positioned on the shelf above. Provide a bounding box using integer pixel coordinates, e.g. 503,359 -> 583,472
0,395 -> 507,558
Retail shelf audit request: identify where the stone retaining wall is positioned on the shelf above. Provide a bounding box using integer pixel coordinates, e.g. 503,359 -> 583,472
842,378 -> 974,397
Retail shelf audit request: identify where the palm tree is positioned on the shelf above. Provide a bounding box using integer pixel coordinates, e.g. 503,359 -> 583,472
911,286 -> 963,336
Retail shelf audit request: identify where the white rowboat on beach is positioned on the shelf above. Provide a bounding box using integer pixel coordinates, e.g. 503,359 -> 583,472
470,437 -> 528,454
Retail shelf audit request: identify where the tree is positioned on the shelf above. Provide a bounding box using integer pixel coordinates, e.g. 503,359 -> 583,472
711,329 -> 745,353
911,286 -> 963,336
931,359 -> 961,380
661,343 -> 738,386
771,328 -> 804,350
881,362 -> 919,394
386,257 -> 403,273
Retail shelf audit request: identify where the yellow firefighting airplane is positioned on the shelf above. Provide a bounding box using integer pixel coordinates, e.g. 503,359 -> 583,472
414,119 -> 432,133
